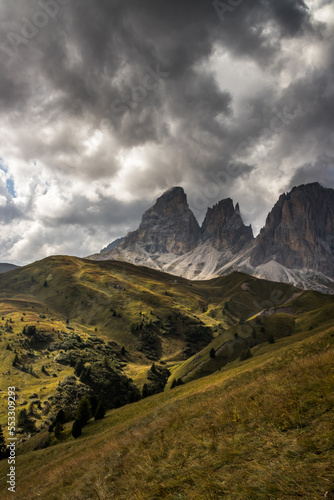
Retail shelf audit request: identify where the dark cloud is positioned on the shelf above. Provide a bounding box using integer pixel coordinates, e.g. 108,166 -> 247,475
288,155 -> 334,190
0,0 -> 332,263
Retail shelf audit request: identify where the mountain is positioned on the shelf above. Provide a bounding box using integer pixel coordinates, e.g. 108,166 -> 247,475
92,183 -> 334,293
250,182 -> 334,274
0,263 -> 18,273
93,187 -> 253,279
201,198 -> 253,251
117,186 -> 201,255
100,237 -> 125,253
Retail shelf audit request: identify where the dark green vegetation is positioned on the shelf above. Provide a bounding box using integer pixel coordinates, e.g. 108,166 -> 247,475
0,256 -> 333,498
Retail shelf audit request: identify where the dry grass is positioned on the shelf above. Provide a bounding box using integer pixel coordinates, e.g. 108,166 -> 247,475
1,326 -> 333,500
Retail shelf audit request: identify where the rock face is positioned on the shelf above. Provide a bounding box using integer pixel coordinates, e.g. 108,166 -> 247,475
250,183 -> 334,277
93,182 -> 334,293
201,199 -> 253,252
117,187 -> 201,255
100,237 -> 126,254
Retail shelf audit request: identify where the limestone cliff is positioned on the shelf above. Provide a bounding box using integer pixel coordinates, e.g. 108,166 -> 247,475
117,187 -> 201,255
250,183 -> 334,277
201,199 -> 253,252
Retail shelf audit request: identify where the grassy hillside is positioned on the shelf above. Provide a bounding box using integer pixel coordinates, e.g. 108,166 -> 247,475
167,287 -> 334,387
0,256 -> 333,430
0,256 -> 333,498
0,321 -> 333,499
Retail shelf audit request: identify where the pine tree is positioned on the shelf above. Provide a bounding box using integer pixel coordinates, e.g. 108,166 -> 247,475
142,383 -> 149,398
71,420 -> 82,438
55,409 -> 66,425
89,395 -> 98,415
94,400 -> 106,420
75,396 -> 92,426
210,348 -> 216,359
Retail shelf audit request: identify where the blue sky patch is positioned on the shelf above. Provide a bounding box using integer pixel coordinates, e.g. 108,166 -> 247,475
6,178 -> 16,198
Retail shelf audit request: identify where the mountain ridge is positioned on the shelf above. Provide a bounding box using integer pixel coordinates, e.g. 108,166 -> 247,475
93,182 -> 334,293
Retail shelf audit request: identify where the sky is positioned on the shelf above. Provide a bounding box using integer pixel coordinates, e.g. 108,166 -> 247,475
0,0 -> 333,266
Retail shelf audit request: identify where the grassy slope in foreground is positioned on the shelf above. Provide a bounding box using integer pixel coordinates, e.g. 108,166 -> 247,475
0,323 -> 333,500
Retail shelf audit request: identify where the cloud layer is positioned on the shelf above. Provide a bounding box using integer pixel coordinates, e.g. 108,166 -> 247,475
0,0 -> 333,264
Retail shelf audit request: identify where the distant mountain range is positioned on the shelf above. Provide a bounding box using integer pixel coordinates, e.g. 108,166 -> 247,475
91,182 -> 334,293
0,263 -> 18,274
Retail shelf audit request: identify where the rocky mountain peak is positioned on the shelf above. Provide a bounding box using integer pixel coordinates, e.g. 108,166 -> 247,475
150,186 -> 189,216
201,198 -> 253,251
117,187 -> 201,255
250,183 -> 334,276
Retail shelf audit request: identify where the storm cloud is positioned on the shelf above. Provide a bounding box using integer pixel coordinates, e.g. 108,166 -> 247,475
0,0 -> 333,264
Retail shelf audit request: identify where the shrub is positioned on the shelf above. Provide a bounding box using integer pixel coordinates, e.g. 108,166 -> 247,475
18,409 -> 36,433
74,359 -> 85,377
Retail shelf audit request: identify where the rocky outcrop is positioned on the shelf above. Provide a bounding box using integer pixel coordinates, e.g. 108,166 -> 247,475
117,187 -> 201,255
250,183 -> 334,277
201,199 -> 253,252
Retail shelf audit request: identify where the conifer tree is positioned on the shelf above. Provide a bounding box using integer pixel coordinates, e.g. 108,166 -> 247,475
55,409 -> 66,425
71,420 -> 82,438
75,396 -> 92,426
94,400 -> 106,420
142,383 -> 149,398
